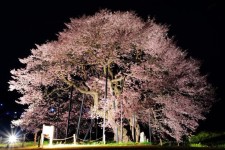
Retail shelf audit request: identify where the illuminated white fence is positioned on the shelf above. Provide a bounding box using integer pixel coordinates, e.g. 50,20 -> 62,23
40,124 -> 78,147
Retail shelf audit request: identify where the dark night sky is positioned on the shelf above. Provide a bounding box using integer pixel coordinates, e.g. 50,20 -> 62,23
0,0 -> 225,132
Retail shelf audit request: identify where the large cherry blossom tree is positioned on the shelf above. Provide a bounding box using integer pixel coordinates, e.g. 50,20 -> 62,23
9,10 -> 215,143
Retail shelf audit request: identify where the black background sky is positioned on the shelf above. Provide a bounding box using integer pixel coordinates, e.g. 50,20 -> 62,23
0,0 -> 225,132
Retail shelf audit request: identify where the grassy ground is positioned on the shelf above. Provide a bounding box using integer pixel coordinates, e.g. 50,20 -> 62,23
1,141 -> 225,150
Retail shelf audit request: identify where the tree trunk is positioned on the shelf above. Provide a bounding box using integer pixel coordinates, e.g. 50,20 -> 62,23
130,113 -> 139,142
120,99 -> 123,142
135,123 -> 140,142
114,126 -> 129,142
90,116 -> 92,141
149,109 -> 152,143
115,126 -> 118,143
66,86 -> 73,138
132,114 -> 135,141
96,118 -> 98,140
103,65 -> 108,144
34,132 -> 37,145
76,94 -> 84,139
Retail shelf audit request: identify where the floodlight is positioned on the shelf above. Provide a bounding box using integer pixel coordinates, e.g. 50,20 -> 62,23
8,134 -> 17,143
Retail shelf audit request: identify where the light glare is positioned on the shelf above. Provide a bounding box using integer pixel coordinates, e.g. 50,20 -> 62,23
8,135 -> 17,143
